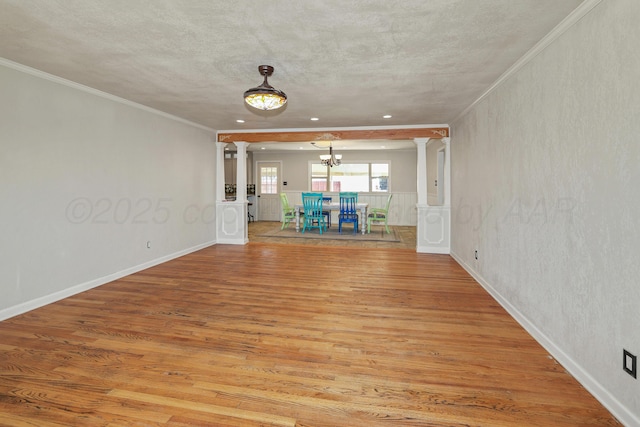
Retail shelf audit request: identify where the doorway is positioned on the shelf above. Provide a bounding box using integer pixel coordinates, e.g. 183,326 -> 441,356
256,161 -> 282,221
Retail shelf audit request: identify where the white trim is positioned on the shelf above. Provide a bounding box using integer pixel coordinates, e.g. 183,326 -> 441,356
451,0 -> 603,125
216,237 -> 249,245
0,241 -> 216,322
417,246 -> 449,254
450,250 -> 638,427
0,57 -> 215,133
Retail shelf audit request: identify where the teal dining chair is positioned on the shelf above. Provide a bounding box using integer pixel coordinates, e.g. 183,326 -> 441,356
338,194 -> 358,234
302,192 -> 327,234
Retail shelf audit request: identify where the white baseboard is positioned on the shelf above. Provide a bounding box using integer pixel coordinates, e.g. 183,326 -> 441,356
0,240 -> 216,322
450,250 -> 638,427
216,237 -> 249,245
417,245 -> 449,254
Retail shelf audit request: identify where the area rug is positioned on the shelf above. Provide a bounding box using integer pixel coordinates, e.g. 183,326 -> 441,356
258,225 -> 401,242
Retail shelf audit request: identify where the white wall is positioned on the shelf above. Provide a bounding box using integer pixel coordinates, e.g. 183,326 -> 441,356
0,61 -> 216,319
450,0 -> 640,424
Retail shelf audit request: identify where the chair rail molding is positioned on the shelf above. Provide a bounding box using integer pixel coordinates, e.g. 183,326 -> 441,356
282,192 -> 417,226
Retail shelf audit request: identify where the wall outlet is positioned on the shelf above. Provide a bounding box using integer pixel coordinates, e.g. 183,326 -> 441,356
146,241 -> 151,249
474,250 -> 478,260
623,349 -> 637,379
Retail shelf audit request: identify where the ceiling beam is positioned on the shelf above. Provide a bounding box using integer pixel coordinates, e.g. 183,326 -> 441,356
217,127 -> 449,143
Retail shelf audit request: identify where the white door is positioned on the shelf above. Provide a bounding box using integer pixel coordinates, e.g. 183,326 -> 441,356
257,161 -> 282,221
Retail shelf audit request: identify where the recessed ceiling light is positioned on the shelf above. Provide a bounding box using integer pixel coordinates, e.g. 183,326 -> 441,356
261,147 -> 266,150
380,145 -> 386,149
310,117 -> 319,121
236,119 -> 245,123
383,115 -> 392,119
299,147 -> 304,149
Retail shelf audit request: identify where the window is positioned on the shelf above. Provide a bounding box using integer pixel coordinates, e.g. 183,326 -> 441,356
310,162 -> 389,192
260,166 -> 278,194
311,163 -> 328,191
330,163 -> 368,192
371,163 -> 389,192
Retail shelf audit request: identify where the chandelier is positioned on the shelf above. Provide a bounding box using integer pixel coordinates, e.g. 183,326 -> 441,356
320,143 -> 342,167
243,65 -> 287,111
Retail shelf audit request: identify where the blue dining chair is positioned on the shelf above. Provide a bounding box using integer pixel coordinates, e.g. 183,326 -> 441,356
339,191 -> 358,202
302,192 -> 327,234
338,194 -> 358,234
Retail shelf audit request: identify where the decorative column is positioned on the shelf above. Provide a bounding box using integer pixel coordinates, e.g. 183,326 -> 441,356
216,141 -> 249,245
234,141 -> 249,243
415,138 -> 429,206
215,142 -> 227,202
415,137 -> 450,254
234,142 -> 248,202
443,137 -> 451,206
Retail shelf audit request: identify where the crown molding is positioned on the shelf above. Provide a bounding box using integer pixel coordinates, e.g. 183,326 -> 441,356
0,57 -> 215,133
451,0 -> 603,125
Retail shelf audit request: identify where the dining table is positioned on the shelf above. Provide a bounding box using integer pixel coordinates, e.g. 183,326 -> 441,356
294,202 -> 369,235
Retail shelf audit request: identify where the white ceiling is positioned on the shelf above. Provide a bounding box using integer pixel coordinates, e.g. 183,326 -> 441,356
0,0 -> 583,148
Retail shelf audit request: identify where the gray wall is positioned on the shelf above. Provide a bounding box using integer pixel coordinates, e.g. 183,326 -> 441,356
0,61 -> 216,319
251,148 -> 417,192
450,0 -> 639,423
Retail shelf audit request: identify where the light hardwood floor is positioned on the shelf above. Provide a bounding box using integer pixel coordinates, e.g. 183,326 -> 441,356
0,237 -> 619,426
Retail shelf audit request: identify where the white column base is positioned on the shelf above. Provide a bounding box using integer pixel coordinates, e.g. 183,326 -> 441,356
216,201 -> 248,245
416,204 -> 450,254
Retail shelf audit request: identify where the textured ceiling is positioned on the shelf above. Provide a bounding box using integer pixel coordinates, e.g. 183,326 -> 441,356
0,0 -> 583,134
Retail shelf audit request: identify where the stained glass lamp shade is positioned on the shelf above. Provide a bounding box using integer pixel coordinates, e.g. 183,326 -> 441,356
244,65 -> 287,111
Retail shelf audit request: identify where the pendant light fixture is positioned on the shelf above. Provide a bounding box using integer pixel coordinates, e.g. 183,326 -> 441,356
243,65 -> 287,111
320,143 -> 342,167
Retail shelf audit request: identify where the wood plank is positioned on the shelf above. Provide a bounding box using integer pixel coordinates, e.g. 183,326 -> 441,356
0,243 -> 619,426
108,389 -> 296,427
217,127 -> 449,143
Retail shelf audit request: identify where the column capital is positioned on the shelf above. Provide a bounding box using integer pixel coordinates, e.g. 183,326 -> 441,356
414,137 -> 430,146
233,141 -> 249,150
